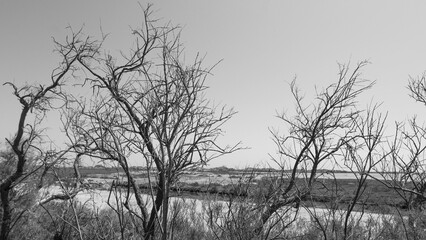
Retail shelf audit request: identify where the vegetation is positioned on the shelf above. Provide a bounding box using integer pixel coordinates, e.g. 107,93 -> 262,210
3,3 -> 426,240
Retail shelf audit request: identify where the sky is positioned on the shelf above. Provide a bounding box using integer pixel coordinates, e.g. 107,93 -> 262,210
1,1 -> 426,168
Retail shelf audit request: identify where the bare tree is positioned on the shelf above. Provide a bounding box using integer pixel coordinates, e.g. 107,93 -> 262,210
256,61 -> 375,235
375,118 -> 426,211
340,104 -> 387,239
62,5 -> 238,240
370,74 -> 426,211
0,28 -> 95,240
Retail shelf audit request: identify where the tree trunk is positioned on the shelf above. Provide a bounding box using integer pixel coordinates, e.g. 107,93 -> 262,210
145,173 -> 165,240
0,187 -> 10,240
162,179 -> 169,240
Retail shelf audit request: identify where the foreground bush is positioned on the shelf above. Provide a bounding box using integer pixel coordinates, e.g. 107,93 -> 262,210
4,195 -> 426,240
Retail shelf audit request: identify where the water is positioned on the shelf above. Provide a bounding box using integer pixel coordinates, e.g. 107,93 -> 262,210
40,186 -> 395,229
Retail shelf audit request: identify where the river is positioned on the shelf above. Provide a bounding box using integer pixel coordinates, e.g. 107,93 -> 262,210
40,185 -> 396,231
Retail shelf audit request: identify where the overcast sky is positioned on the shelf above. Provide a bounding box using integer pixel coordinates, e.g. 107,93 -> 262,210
1,1 -> 426,168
